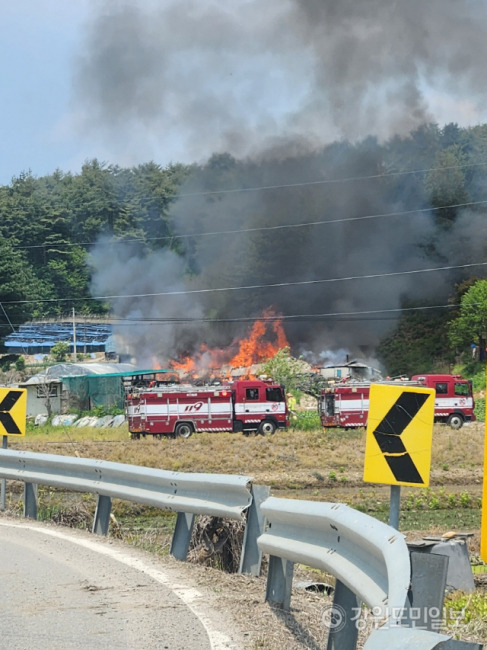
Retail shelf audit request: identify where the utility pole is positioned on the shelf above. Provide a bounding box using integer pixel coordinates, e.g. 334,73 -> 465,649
72,307 -> 77,362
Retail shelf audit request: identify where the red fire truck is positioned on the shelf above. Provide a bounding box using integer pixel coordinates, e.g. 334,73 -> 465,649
125,378 -> 289,439
320,374 -> 476,431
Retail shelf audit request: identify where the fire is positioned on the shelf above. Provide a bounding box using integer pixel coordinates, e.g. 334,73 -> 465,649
170,356 -> 196,374
169,308 -> 289,379
229,310 -> 289,367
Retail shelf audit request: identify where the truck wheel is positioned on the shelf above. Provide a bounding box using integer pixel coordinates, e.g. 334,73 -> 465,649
175,423 -> 194,438
447,414 -> 464,430
258,420 -> 277,435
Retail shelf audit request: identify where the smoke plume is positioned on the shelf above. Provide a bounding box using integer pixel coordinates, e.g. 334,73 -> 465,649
81,1 -> 487,367
74,0 -> 487,162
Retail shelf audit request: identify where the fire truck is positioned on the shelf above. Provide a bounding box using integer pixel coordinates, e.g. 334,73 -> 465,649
125,378 -> 289,439
319,374 -> 476,431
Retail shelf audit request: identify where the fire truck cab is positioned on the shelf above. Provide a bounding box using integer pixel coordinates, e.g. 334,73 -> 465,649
410,374 -> 475,429
320,373 -> 475,431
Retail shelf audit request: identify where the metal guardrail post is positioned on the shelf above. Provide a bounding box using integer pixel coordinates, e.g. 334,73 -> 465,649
265,555 -> 294,610
0,435 -> 7,510
326,580 -> 361,650
23,482 -> 38,520
170,512 -> 196,561
93,494 -> 112,535
239,484 -> 270,576
402,551 -> 449,631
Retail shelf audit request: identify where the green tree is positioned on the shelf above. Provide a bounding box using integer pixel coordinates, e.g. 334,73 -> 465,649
260,347 -> 307,393
63,159 -> 120,242
0,238 -> 45,339
425,145 -> 468,227
377,306 -> 454,377
126,161 -> 191,252
448,280 -> 487,355
14,356 -> 26,371
50,341 -> 70,362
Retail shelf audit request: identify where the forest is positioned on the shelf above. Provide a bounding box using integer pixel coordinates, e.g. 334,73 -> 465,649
0,121 -> 486,376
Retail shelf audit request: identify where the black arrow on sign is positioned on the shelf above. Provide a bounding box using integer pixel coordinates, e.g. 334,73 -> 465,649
0,390 -> 22,435
373,391 -> 430,484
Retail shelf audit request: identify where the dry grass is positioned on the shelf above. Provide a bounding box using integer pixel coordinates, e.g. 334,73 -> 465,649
17,420 -> 485,491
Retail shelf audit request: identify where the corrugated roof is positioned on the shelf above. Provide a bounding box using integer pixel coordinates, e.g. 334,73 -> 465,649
21,363 -> 167,384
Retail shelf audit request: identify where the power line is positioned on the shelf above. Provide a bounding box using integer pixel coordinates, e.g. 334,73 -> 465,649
107,303 -> 458,324
11,197 -> 487,250
177,161 -> 487,197
2,302 -> 459,328
2,261 -> 486,305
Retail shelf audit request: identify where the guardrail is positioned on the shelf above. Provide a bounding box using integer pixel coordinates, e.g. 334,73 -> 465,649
257,498 -> 411,621
0,449 -> 482,649
0,448 -> 268,572
257,496 -> 482,650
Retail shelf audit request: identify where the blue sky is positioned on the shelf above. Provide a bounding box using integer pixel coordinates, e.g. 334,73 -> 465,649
0,2 -> 92,185
1,0 -> 487,187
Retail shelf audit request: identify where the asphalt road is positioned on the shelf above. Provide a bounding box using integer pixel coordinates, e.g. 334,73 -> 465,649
0,520 -> 240,650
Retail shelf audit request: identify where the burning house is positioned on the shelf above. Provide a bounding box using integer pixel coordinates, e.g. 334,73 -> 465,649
166,310 -> 290,383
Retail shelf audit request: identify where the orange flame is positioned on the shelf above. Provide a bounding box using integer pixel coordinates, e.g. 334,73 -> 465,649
169,309 -> 289,378
229,309 -> 289,367
170,356 -> 196,374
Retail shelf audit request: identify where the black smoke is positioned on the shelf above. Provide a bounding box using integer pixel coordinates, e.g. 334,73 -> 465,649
73,1 -> 487,161
81,1 -> 487,366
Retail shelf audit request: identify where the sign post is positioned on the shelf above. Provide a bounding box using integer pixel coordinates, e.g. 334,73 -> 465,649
363,384 -> 435,530
0,388 -> 27,511
481,368 -> 487,562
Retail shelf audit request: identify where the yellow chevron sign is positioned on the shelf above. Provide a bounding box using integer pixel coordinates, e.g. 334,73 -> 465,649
0,388 -> 27,436
363,384 -> 435,487
481,394 -> 487,562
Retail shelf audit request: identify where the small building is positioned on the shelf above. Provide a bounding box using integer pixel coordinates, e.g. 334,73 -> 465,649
18,362 -> 157,418
317,360 -> 382,383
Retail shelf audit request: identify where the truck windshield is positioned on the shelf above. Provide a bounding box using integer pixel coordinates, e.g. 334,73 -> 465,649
454,382 -> 470,396
266,387 -> 283,402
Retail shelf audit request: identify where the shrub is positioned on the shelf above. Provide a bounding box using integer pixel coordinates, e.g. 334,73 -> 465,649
292,410 -> 321,431
50,341 -> 70,362
474,397 -> 485,422
14,356 -> 25,371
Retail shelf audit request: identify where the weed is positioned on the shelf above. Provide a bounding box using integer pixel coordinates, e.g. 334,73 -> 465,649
429,495 -> 440,510
444,591 -> 487,642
